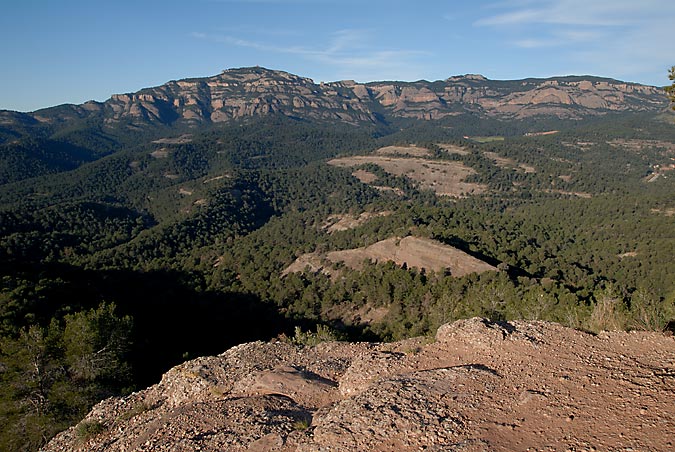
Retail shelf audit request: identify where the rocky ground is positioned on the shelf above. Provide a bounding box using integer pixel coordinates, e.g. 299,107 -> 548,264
45,318 -> 675,451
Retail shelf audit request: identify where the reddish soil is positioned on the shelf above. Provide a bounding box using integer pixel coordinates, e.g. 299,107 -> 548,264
46,319 -> 675,452
284,236 -> 497,277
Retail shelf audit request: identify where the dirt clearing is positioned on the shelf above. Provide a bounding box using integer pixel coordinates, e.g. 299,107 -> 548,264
322,211 -> 392,234
351,169 -> 378,183
328,156 -> 486,197
151,134 -> 193,144
375,145 -> 431,157
436,143 -> 470,155
284,236 -> 497,277
484,151 -> 536,173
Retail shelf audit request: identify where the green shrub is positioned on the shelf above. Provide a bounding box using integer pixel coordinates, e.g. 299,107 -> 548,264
75,420 -> 106,442
117,401 -> 152,422
291,412 -> 312,431
291,324 -> 343,347
587,292 -> 628,332
628,290 -> 675,332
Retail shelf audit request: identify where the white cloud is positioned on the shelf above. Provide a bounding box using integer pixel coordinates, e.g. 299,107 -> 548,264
476,8 -> 548,26
513,38 -> 561,48
191,28 -> 430,82
474,0 -> 675,84
326,29 -> 369,54
476,0 -> 675,27
554,29 -> 606,42
214,25 -> 303,37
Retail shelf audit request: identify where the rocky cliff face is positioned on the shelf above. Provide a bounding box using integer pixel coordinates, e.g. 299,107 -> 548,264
93,69 -> 671,124
100,68 -> 379,127
1,67 -> 668,136
45,318 -> 675,452
366,75 -> 666,120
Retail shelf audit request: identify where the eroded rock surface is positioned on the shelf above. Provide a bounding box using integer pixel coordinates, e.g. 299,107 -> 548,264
4,68 -> 668,138
45,319 -> 675,451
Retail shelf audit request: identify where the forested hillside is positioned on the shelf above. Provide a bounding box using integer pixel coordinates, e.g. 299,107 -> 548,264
1,68 -> 675,450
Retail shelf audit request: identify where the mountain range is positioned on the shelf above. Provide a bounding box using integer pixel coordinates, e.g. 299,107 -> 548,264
0,66 -> 669,186
2,66 -> 675,451
1,66 -> 669,134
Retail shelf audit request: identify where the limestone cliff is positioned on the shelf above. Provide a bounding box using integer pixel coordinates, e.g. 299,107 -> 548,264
2,67 -> 668,136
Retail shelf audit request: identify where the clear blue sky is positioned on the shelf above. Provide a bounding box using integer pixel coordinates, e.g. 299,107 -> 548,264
2,0 -> 674,112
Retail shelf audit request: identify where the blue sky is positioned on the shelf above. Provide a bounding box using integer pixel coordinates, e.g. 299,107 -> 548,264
2,0 -> 674,112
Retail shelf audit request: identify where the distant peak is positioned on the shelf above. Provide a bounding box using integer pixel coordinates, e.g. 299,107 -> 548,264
447,74 -> 488,82
216,66 -> 315,84
220,66 -> 292,76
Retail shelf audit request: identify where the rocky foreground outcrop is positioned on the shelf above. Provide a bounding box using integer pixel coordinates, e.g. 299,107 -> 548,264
46,319 -> 675,451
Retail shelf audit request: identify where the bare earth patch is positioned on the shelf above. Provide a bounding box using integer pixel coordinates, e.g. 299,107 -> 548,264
651,208 -> 675,216
328,156 -> 486,197
436,143 -> 470,155
282,253 -> 327,277
151,134 -> 193,144
323,303 -> 391,328
608,139 -> 675,154
373,186 -> 405,196
484,151 -> 517,168
484,151 -> 536,173
150,148 -> 170,159
203,174 -> 231,184
322,211 -> 392,234
374,145 -> 431,157
562,141 -> 596,151
618,251 -> 638,259
284,236 -> 497,277
544,189 -> 592,198
351,169 -> 378,184
524,130 -> 559,136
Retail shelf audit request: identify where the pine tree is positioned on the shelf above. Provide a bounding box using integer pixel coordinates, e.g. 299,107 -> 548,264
666,66 -> 675,110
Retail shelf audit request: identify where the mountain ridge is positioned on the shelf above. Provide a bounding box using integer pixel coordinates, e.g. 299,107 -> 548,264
0,66 -> 671,185
2,66 -> 668,131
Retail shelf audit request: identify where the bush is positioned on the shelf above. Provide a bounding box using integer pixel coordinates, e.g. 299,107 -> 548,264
628,290 -> 675,332
291,324 -> 343,347
116,401 -> 152,422
292,417 -> 311,430
75,419 -> 106,442
587,292 -> 627,332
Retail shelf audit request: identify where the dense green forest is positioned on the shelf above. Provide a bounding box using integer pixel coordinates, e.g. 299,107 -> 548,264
2,111 -> 675,450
